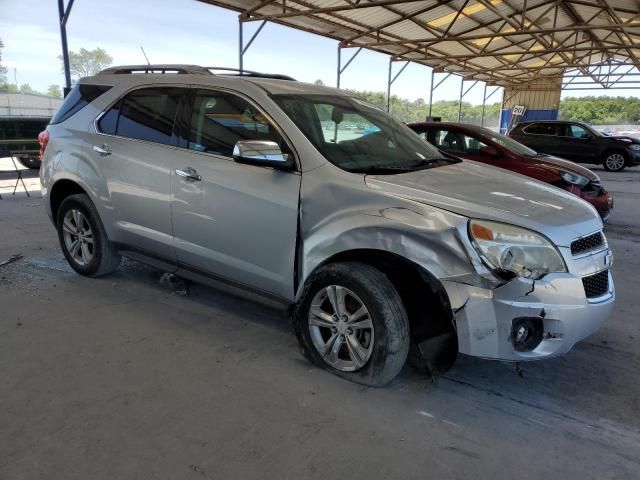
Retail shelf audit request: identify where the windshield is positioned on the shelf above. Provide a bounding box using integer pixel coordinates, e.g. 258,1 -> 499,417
273,94 -> 456,173
478,127 -> 539,157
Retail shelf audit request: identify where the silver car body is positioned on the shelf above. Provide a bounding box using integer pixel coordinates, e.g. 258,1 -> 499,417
41,69 -> 614,362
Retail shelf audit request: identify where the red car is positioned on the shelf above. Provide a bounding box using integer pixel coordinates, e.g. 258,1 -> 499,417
409,122 -> 613,219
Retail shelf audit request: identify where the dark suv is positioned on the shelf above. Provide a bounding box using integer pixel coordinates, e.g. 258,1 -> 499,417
509,120 -> 640,172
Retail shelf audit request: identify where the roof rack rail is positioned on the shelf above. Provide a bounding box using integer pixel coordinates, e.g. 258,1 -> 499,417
205,67 -> 296,81
97,65 -> 212,75
97,64 -> 296,81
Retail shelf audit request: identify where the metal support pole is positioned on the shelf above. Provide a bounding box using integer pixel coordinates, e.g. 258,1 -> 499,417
498,89 -> 505,134
386,59 -> 392,112
458,78 -> 464,122
386,60 -> 409,112
238,17 -> 243,73
58,0 -> 74,96
239,18 -> 267,74
481,83 -> 487,126
337,46 -> 363,89
428,69 -> 434,119
336,46 -> 341,88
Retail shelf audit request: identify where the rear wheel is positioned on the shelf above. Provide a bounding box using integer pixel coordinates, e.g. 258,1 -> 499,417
56,194 -> 121,277
18,156 -> 41,169
294,262 -> 410,387
603,151 -> 626,172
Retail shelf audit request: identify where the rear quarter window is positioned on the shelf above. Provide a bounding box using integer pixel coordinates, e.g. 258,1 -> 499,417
50,84 -> 112,124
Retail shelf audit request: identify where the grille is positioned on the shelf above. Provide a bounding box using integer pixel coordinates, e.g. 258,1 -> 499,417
571,232 -> 604,256
582,270 -> 610,298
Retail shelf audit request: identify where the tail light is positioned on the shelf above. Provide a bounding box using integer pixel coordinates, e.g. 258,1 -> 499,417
38,130 -> 49,160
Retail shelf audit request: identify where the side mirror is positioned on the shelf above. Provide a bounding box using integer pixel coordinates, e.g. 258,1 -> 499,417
233,140 -> 293,170
479,145 -> 500,157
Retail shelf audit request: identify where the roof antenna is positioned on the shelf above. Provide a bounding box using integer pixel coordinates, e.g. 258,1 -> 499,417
140,46 -> 151,65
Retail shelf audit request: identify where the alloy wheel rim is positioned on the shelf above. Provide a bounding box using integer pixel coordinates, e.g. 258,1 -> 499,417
62,209 -> 94,266
308,285 -> 374,372
606,153 -> 624,170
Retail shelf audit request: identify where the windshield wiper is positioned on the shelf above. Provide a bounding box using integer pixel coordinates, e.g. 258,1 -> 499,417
355,157 -> 459,174
355,164 -> 416,174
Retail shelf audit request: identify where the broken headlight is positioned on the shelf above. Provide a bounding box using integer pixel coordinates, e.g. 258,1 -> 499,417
468,220 -> 567,280
559,170 -> 589,186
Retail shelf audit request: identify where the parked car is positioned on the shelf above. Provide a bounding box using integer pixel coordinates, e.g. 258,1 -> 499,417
40,65 -> 614,386
409,122 -> 613,219
509,120 -> 640,172
0,116 -> 51,169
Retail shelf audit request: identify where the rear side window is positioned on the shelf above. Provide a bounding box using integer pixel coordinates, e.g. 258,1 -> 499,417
50,84 -> 112,124
98,87 -> 183,146
523,123 -> 558,136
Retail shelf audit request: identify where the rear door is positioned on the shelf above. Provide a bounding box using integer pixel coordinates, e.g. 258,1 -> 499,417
170,87 -> 300,300
519,122 -> 560,154
94,86 -> 186,262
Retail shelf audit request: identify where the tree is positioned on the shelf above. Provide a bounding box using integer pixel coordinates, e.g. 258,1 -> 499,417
60,47 -> 113,79
314,79 -> 325,86
19,83 -> 35,94
0,38 -> 8,86
47,84 -> 62,98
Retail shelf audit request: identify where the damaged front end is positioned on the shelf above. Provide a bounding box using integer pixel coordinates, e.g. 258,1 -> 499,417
444,250 -> 614,361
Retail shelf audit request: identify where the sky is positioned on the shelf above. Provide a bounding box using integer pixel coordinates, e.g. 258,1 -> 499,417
1,0 -> 639,105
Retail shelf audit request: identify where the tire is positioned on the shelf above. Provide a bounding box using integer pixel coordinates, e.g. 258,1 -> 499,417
18,156 -> 41,170
56,194 -> 121,277
603,151 -> 627,172
293,262 -> 410,387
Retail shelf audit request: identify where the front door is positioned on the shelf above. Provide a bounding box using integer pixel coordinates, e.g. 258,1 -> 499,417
556,124 -> 598,162
171,88 -> 301,300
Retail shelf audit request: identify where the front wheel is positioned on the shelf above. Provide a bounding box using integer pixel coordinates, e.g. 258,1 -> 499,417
294,262 -> 410,387
603,151 -> 626,172
56,194 -> 121,277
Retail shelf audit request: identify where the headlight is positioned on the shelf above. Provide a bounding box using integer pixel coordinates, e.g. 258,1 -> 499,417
559,170 -> 589,186
629,144 -> 640,151
468,220 -> 566,280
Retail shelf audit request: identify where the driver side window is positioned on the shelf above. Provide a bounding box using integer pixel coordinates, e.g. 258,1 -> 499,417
568,124 -> 590,139
188,90 -> 285,157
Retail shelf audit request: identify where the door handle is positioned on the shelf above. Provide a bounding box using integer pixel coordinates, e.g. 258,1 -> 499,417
93,144 -> 112,156
175,167 -> 202,182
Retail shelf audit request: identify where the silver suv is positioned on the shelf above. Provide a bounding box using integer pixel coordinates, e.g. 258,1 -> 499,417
40,65 -> 615,386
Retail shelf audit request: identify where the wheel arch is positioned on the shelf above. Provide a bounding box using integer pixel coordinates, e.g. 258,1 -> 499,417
302,248 -> 459,375
602,148 -> 628,164
49,179 -> 89,222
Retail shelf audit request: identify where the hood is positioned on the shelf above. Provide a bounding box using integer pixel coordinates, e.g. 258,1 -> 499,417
606,135 -> 640,143
365,160 -> 602,246
524,154 -> 600,182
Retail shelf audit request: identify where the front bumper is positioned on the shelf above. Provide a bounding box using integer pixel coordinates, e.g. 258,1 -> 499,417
628,150 -> 640,166
443,249 -> 614,361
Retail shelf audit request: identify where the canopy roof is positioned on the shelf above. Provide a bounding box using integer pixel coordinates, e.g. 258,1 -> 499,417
201,0 -> 640,87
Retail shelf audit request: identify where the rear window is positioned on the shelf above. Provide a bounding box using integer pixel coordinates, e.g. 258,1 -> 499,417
50,84 -> 112,124
98,87 -> 183,146
523,123 -> 558,136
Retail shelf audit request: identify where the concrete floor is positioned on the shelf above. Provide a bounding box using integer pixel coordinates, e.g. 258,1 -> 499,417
1,167 -> 639,479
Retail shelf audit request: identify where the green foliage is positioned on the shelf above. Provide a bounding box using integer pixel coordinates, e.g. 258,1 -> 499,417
60,47 -> 113,79
560,96 -> 640,124
19,83 -> 35,94
348,89 -> 502,126
47,84 -> 62,98
0,38 -> 7,84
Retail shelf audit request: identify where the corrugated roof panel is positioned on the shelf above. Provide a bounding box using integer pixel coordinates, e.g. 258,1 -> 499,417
200,0 -> 640,85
